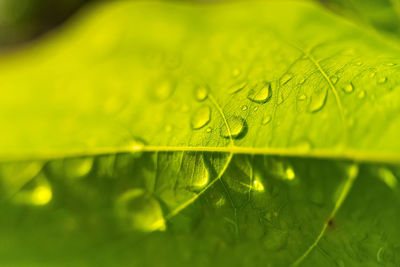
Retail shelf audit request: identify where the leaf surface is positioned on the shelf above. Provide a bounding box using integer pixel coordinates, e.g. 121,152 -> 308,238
0,1 -> 400,266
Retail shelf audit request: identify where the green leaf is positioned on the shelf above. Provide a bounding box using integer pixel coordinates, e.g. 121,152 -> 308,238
0,1 -> 400,266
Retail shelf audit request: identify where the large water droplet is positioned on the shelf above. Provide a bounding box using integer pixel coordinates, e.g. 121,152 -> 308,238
309,87 -> 328,113
228,80 -> 248,94
220,116 -> 247,139
115,189 -> 166,232
191,105 -> 211,130
195,86 -> 208,101
280,73 -> 293,86
247,82 -> 272,103
342,83 -> 354,94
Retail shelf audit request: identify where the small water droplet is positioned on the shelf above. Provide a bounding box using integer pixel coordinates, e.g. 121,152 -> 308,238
116,189 -> 166,232
195,86 -> 208,101
191,105 -> 211,130
386,63 -> 396,66
378,77 -> 387,84
358,90 -> 366,99
153,80 -> 174,101
220,116 -> 247,139
342,83 -> 354,94
355,61 -> 362,66
298,94 -> 307,101
298,77 -> 306,85
284,166 -> 295,180
309,87 -> 328,113
280,73 -> 293,86
377,167 -> 397,189
228,80 -> 248,94
232,68 -> 241,77
241,105 -> 248,111
64,157 -> 94,179
206,127 -> 212,133
370,72 -> 376,78
254,106 -> 259,111
165,124 -> 173,133
247,82 -> 272,104
330,75 -> 338,84
262,115 -> 272,125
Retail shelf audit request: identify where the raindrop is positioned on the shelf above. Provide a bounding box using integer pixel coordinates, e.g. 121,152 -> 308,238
342,83 -> 354,94
280,73 -> 293,85
378,77 -> 387,84
370,72 -> 376,78
254,106 -> 259,111
191,105 -> 211,130
232,68 -> 241,77
247,82 -> 272,103
377,167 -> 397,189
278,93 -> 284,105
284,166 -> 295,180
63,157 -> 94,180
115,189 -> 166,232
206,127 -> 212,133
298,77 -> 306,85
220,116 -> 247,139
241,105 -> 248,111
330,75 -> 338,84
262,115 -> 272,125
309,87 -> 328,113
12,174 -> 52,206
298,94 -> 307,101
153,80 -> 174,101
228,80 -> 248,94
195,86 -> 208,101
358,90 -> 366,99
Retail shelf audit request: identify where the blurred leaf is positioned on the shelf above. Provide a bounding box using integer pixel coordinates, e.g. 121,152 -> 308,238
0,1 -> 400,266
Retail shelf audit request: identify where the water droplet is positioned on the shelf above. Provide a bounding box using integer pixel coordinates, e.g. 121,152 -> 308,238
262,115 -> 272,125
252,178 -> 265,192
355,61 -> 362,66
358,90 -> 366,99
191,105 -> 211,130
309,87 -> 328,113
206,127 -> 212,133
298,77 -> 306,85
278,93 -> 284,104
284,166 -> 295,180
228,80 -> 248,94
116,189 -> 166,232
342,83 -> 354,94
330,75 -> 338,84
165,124 -> 173,133
378,77 -> 387,84
263,230 -> 288,251
153,80 -> 174,101
12,174 -> 52,206
63,157 -> 94,179
280,73 -> 293,86
386,63 -> 396,66
370,72 -> 376,78
220,116 -> 247,139
195,86 -> 208,101
377,167 -> 397,189
254,106 -> 259,111
298,94 -> 307,101
241,105 -> 248,111
247,82 -> 272,103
